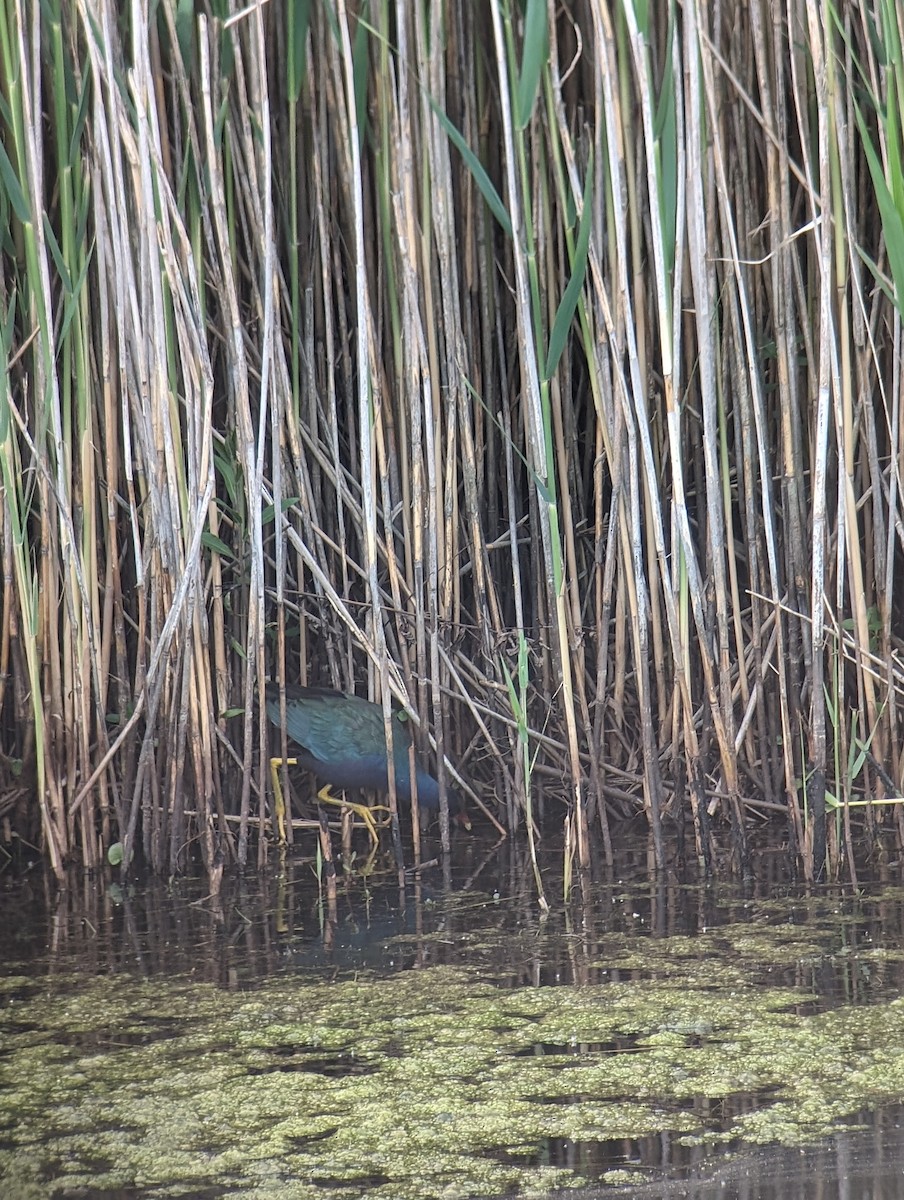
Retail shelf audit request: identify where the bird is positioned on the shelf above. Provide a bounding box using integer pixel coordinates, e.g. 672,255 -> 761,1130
265,683 -> 470,845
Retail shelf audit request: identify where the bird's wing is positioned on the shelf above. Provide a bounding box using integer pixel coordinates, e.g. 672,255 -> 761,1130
277,692 -> 412,765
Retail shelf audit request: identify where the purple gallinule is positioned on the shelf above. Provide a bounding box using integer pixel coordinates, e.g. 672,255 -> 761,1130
266,684 -> 469,844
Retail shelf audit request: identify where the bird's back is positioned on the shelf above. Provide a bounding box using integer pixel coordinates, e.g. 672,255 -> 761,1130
265,684 -> 419,795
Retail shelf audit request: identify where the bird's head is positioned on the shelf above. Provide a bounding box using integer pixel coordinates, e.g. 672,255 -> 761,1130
448,789 -> 472,830
413,772 -> 471,830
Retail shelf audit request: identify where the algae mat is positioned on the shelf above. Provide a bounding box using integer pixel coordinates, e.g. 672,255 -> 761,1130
3,939 -> 904,1199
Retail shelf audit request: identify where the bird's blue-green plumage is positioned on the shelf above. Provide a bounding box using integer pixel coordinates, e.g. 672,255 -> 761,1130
266,684 -> 463,815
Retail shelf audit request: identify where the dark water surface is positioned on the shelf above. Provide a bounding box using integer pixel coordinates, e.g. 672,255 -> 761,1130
2,831 -> 904,1198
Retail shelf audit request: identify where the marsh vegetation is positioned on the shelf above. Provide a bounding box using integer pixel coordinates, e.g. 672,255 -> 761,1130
1,1 -> 903,886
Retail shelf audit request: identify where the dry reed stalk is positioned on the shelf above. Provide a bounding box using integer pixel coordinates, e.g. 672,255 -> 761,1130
3,0 -> 904,887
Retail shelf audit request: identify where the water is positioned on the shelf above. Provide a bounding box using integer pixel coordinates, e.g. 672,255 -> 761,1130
2,832 -> 904,1197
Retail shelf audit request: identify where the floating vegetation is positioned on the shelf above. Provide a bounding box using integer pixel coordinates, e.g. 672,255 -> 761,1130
3,921 -> 904,1199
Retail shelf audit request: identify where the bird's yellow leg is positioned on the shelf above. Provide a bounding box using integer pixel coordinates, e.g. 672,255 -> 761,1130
315,784 -> 393,848
356,843 -> 380,878
270,756 -> 298,846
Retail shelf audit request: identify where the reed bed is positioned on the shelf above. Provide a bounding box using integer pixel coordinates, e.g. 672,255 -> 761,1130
1,0 -> 902,886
